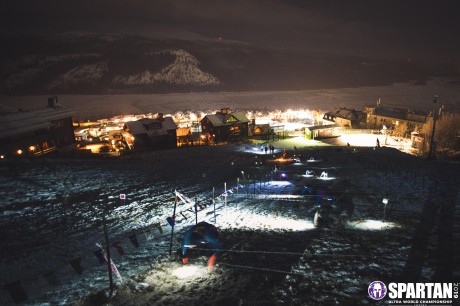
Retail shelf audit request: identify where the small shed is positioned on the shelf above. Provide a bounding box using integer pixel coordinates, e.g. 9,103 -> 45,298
410,132 -> 425,151
248,119 -> 270,140
304,124 -> 341,140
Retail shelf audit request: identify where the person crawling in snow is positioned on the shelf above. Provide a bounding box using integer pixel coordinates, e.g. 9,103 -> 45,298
180,221 -> 222,271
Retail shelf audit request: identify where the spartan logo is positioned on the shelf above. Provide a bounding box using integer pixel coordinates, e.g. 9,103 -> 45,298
368,281 -> 387,300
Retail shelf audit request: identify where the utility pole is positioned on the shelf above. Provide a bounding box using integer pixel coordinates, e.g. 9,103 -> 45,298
428,93 -> 439,160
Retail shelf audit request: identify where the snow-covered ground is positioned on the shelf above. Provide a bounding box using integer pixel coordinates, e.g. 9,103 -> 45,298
1,137 -> 458,305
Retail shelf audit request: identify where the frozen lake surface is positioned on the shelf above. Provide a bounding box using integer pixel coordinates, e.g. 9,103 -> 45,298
1,78 -> 459,120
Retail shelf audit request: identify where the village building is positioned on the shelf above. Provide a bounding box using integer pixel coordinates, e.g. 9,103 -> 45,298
201,108 -> 250,143
304,124 -> 341,140
123,114 -> 177,150
364,105 -> 431,138
323,108 -> 367,128
248,119 -> 271,141
176,127 -> 193,147
0,96 -> 76,158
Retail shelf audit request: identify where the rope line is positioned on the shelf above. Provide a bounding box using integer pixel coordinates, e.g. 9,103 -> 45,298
188,247 -> 391,259
220,263 -> 305,276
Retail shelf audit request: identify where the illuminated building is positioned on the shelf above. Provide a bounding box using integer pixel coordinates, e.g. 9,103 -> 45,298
304,124 -> 341,140
0,96 -> 76,157
323,108 -> 367,128
200,108 -> 250,143
123,114 -> 177,150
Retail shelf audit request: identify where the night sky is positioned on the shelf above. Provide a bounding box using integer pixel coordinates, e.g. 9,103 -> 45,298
1,0 -> 459,63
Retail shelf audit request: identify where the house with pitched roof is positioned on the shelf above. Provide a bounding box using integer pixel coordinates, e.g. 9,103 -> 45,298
0,97 -> 76,158
123,114 -> 177,149
201,108 -> 250,143
323,108 -> 367,128
364,105 -> 431,137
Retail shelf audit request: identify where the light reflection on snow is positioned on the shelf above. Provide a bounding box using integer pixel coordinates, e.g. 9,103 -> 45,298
346,220 -> 400,231
171,265 -> 207,279
317,176 -> 336,181
219,208 -> 315,231
268,181 -> 292,186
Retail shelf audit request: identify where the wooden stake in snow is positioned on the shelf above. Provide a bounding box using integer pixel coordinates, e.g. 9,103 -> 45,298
224,182 -> 227,212
169,192 -> 177,256
237,178 -> 239,196
213,187 -> 216,224
195,196 -> 198,225
102,216 -> 113,296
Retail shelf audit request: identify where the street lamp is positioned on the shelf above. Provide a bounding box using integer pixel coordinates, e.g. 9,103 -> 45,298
428,93 -> 439,160
382,198 -> 389,223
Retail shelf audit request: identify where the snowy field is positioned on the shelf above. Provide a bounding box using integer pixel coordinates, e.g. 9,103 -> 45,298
1,79 -> 460,305
1,78 -> 459,120
0,137 -> 459,305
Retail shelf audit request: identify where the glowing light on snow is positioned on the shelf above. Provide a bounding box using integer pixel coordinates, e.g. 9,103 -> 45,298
339,134 -> 383,147
317,176 -> 336,181
271,157 -> 295,164
219,208 -> 315,231
346,220 -> 400,231
268,181 -> 292,186
171,265 -> 208,279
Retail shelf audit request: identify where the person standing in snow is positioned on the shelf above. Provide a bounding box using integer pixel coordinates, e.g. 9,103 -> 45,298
180,222 -> 222,271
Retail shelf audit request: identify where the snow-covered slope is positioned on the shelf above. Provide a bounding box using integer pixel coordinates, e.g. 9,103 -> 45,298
2,33 -> 454,94
1,140 -> 458,305
48,61 -> 109,90
113,50 -> 220,86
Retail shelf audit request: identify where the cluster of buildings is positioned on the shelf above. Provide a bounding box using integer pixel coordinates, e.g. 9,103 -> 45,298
0,97 -> 437,158
306,104 -> 434,150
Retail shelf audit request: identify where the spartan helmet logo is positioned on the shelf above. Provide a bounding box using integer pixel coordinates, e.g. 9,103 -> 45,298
368,281 -> 387,300
373,283 -> 383,298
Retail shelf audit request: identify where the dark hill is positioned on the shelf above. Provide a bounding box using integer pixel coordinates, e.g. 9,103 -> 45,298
0,33 -> 457,95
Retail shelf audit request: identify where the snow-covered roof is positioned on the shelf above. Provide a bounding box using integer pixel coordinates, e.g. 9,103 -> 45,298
372,106 -> 428,122
124,117 -> 177,136
0,107 -> 76,139
203,111 -> 249,127
324,108 -> 365,120
306,124 -> 340,131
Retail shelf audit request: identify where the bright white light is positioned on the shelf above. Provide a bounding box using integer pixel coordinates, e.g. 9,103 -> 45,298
171,265 -> 207,279
346,220 -> 400,231
268,181 -> 293,186
219,207 -> 315,231
317,176 -> 336,181
382,198 -> 389,204
339,134 -> 383,147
